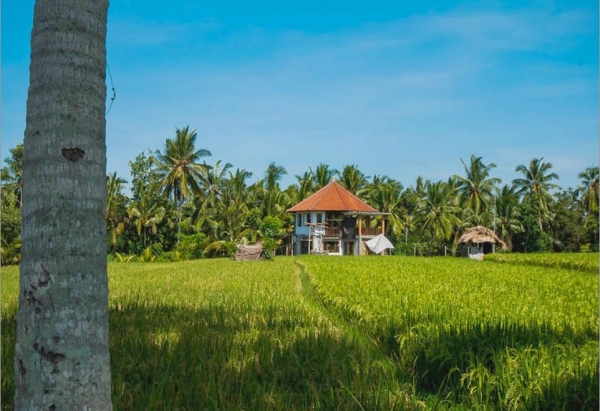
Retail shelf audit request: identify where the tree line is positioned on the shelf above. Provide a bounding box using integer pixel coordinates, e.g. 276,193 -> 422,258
2,126 -> 598,263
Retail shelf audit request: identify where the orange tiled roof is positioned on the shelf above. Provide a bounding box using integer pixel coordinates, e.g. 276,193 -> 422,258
288,180 -> 378,213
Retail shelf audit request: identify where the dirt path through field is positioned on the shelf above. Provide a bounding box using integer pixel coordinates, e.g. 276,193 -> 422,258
293,259 -> 394,361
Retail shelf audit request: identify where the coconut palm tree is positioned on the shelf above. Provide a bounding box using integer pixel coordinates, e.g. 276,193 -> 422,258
218,200 -> 251,242
1,143 -> 24,207
200,160 -> 233,206
365,175 -> 402,214
15,0 -> 112,407
340,164 -> 369,194
214,168 -> 254,242
453,155 -> 501,216
363,175 -> 404,236
191,160 -> 233,234
228,168 -> 253,204
264,162 -> 287,192
415,180 -> 461,252
106,171 -> 128,246
576,166 -> 599,214
310,163 -> 339,189
256,162 -> 290,218
512,158 -> 560,230
128,195 -> 166,248
491,185 -> 523,250
154,126 -> 211,243
291,171 -> 314,203
414,176 -> 429,201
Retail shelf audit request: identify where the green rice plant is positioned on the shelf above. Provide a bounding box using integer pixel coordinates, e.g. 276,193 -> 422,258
497,342 -> 599,410
485,252 -> 599,273
106,259 -> 426,410
2,260 -> 425,410
299,254 -> 599,410
1,265 -> 19,411
4,254 -> 597,410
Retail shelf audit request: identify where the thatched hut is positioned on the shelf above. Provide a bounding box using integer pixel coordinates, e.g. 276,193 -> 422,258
458,226 -> 507,260
235,243 -> 263,261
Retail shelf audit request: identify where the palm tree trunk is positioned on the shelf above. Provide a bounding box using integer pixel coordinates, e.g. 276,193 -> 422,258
177,196 -> 182,246
15,0 -> 112,409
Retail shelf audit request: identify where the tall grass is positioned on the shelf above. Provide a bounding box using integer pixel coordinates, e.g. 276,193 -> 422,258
300,255 -> 599,410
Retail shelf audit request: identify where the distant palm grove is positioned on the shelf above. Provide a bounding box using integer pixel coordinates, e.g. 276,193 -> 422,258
1,126 -> 598,264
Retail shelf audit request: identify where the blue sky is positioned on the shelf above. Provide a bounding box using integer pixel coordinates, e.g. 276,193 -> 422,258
2,0 -> 598,191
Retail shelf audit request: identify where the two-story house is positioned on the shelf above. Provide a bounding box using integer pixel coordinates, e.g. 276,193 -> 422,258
287,180 -> 387,255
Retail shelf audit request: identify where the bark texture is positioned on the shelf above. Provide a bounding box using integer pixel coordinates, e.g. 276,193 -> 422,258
14,0 -> 112,409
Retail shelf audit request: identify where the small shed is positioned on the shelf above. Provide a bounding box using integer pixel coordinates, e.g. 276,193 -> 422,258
458,226 -> 507,260
235,243 -> 263,261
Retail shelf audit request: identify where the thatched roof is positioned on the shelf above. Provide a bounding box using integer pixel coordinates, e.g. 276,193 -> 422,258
458,226 -> 507,250
235,243 -> 263,261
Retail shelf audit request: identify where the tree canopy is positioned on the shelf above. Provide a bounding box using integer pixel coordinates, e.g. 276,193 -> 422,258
2,140 -> 597,262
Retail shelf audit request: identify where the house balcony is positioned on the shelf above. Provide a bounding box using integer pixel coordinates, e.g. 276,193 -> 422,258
324,227 -> 381,238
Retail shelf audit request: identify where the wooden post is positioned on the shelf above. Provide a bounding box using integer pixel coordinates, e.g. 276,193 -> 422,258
357,215 -> 362,255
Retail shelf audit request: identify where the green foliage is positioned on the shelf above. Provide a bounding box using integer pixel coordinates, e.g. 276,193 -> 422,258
137,248 -> 154,262
139,246 -> 158,262
203,240 -> 237,258
4,140 -> 595,263
1,145 -> 24,265
512,200 -> 553,252
261,238 -> 277,261
129,150 -> 160,203
245,208 -> 261,230
1,143 -> 23,207
0,192 -> 21,265
453,155 -> 501,216
583,212 -> 599,252
176,232 -> 209,260
260,216 -> 282,239
110,253 -> 137,263
260,216 -> 283,259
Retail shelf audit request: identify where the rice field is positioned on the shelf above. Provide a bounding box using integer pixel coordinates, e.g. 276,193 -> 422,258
300,254 -> 599,410
2,254 -> 598,410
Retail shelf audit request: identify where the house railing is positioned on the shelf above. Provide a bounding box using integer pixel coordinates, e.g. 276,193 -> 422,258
325,227 -> 340,237
324,227 -> 381,237
361,227 -> 381,236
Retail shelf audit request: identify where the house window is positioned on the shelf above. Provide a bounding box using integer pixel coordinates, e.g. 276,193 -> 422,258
306,213 -> 311,224
296,214 -> 302,227
316,213 -> 323,224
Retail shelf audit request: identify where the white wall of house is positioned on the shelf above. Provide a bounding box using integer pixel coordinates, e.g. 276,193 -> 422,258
293,212 -> 337,255
294,212 -> 326,236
